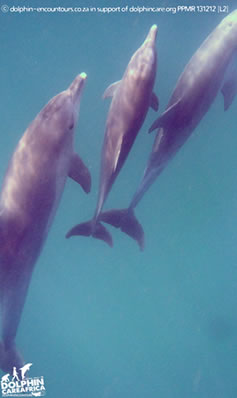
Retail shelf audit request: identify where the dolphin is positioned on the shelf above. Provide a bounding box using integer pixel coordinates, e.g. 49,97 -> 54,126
99,9 -> 237,250
0,73 -> 90,372
66,25 -> 159,246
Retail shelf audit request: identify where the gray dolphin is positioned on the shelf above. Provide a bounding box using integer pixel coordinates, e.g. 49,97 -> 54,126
66,25 -> 158,246
100,9 -> 237,250
0,73 -> 90,372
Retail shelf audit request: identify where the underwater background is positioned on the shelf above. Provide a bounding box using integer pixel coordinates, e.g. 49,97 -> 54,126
1,0 -> 237,396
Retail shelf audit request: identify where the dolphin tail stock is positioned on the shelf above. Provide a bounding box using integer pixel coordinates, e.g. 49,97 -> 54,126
99,208 -> 144,251
0,341 -> 24,373
66,219 -> 113,247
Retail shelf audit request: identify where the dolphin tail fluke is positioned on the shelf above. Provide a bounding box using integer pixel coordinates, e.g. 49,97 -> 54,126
66,220 -> 113,247
99,208 -> 144,251
0,341 -> 24,373
93,222 -> 113,247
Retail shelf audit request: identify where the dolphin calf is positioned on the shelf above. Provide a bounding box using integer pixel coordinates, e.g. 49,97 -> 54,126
66,25 -> 158,246
99,9 -> 237,250
0,73 -> 90,372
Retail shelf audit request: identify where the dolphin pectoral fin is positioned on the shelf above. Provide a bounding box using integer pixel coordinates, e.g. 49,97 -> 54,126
103,81 -> 121,99
0,341 -> 24,373
150,92 -> 159,111
148,98 -> 182,133
221,54 -> 237,111
100,208 -> 144,251
68,153 -> 91,193
221,76 -> 237,111
66,220 -> 113,247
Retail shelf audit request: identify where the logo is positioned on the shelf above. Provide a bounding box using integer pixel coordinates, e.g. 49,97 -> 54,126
1,363 -> 46,397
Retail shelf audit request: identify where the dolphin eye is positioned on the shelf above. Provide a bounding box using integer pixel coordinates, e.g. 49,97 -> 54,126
69,121 -> 74,130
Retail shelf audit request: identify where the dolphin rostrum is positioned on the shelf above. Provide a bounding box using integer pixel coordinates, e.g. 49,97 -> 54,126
66,25 -> 158,247
0,73 -> 91,372
99,9 -> 237,250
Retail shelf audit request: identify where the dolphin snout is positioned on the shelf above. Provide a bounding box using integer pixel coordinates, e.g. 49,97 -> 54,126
69,72 -> 87,104
144,24 -> 158,46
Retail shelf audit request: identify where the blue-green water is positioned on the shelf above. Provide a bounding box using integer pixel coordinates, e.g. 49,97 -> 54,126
1,0 -> 237,397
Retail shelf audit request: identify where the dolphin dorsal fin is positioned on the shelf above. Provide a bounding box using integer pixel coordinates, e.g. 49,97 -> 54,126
150,92 -> 159,111
148,98 -> 183,133
68,153 -> 91,193
103,81 -> 121,99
